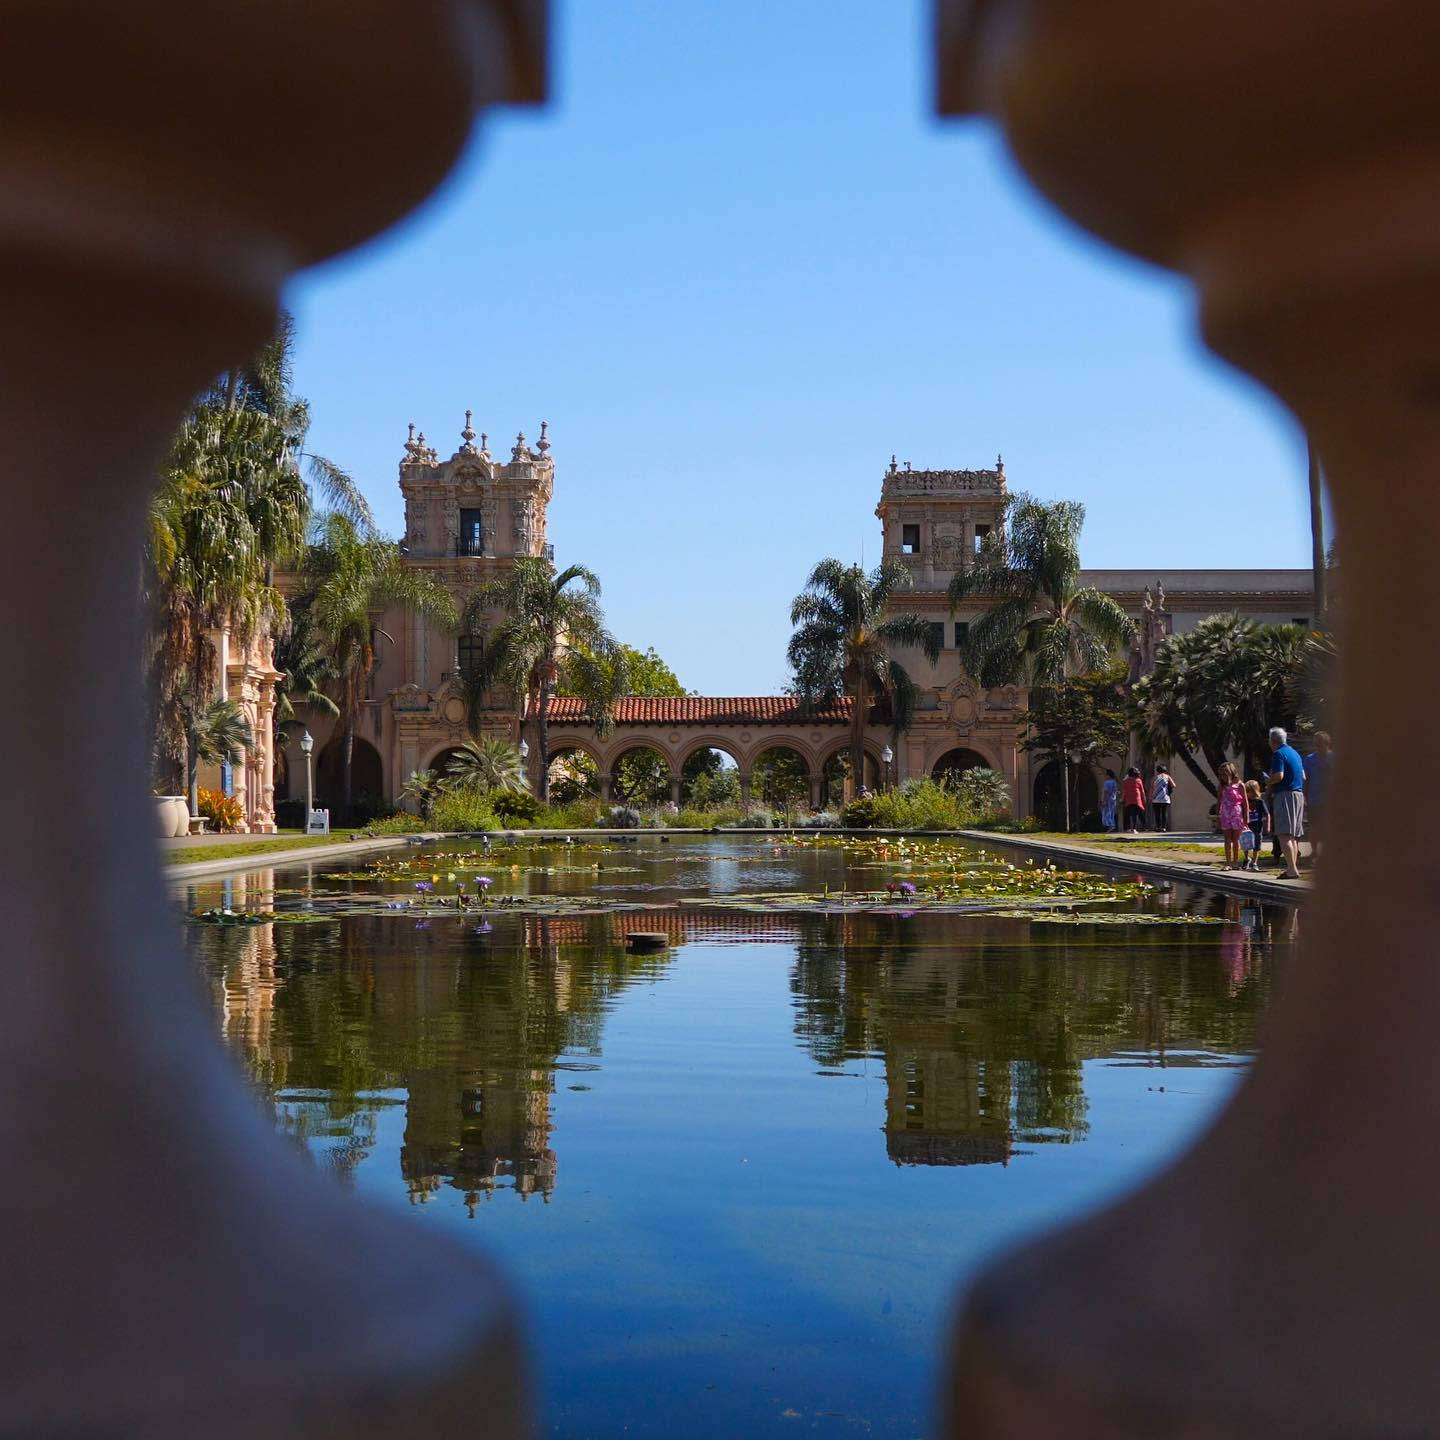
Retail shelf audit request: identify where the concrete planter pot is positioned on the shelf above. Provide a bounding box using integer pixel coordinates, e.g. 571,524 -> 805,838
153,795 -> 189,839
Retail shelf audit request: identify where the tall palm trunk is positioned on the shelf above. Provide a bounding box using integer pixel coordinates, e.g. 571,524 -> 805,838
1308,439 -> 1328,622
850,669 -> 868,798
186,630 -> 206,817
341,674 -> 357,819
536,681 -> 551,802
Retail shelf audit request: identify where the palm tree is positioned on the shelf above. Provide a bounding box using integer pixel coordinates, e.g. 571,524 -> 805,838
461,559 -> 611,802
145,312 -> 369,810
147,413 -> 306,813
302,513 -> 457,815
398,768 -> 445,820
949,494 -> 1134,688
1132,614 -> 1313,793
787,558 -> 940,790
557,641 -> 631,739
210,310 -> 373,532
443,738 -> 529,795
187,698 -> 255,781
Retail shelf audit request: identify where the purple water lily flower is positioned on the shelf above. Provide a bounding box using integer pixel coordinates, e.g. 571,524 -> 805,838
414,880 -> 434,893
475,876 -> 493,888
899,881 -> 918,897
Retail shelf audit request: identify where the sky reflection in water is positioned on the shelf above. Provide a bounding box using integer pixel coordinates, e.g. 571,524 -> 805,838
185,837 -> 1290,1438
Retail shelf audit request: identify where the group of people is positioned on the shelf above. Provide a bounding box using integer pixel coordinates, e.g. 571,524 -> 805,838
1101,763 -> 1179,833
1099,729 -> 1333,881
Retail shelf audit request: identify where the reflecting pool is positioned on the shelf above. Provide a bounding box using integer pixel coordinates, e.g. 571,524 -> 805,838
182,836 -> 1292,1438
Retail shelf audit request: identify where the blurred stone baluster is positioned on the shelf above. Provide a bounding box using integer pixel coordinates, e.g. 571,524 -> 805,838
937,2 -> 1440,1435
0,2 -> 543,1435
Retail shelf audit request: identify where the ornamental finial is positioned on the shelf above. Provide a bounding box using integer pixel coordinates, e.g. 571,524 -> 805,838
997,452 -> 1005,475
537,419 -> 550,454
480,431 -> 489,454
460,408 -> 478,455
512,431 -> 527,461
889,454 -> 897,473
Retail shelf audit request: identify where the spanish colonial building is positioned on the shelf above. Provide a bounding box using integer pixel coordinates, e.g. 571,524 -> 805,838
259,421 -> 1313,831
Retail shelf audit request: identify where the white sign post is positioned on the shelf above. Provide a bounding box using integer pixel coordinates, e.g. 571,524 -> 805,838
306,808 -> 330,836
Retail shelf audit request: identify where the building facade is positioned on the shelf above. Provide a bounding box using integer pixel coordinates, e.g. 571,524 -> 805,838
277,426 -> 1313,831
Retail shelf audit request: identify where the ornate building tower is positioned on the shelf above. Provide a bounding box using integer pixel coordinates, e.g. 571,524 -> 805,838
874,453 -> 1006,588
295,414 -> 558,807
872,454 -> 1022,806
398,412 -> 553,570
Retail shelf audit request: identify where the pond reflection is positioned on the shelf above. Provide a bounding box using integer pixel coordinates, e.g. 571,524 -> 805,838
184,840 -> 1287,1438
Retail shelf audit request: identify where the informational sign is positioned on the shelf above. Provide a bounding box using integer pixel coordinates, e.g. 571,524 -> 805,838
306,809 -> 330,836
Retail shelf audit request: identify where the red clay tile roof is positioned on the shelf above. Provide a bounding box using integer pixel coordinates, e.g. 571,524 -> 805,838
546,696 -> 887,726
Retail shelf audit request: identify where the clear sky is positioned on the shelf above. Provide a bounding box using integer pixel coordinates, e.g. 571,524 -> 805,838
288,0 -> 1310,697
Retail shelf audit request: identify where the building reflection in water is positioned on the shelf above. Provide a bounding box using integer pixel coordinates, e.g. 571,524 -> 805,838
791,910 -> 1274,1169
192,896 -> 1276,1202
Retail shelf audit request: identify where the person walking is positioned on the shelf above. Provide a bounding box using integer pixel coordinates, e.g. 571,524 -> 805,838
1242,778 -> 1269,870
1121,766 -> 1147,833
1100,768 -> 1119,832
1265,726 -> 1306,878
1217,762 -> 1248,868
1304,729 -> 1333,863
1150,764 -> 1177,832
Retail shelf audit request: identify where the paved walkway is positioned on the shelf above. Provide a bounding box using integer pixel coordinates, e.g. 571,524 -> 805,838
166,835 -> 408,882
959,830 -> 1313,901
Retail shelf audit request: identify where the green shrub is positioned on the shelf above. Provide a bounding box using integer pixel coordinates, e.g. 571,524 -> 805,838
429,790 -> 500,832
543,798 -> 608,829
839,795 -> 882,828
362,811 -> 427,835
669,805 -> 746,829
955,767 -> 1011,819
842,779 -> 976,830
491,789 -> 543,824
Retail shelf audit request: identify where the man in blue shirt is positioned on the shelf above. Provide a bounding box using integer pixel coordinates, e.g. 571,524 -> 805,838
1265,726 -> 1306,878
1304,730 -> 1333,862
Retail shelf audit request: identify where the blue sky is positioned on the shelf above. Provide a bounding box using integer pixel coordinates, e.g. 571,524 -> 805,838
288,0 -> 1310,696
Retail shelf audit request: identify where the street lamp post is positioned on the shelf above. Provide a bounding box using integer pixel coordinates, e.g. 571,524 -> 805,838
300,730 -> 314,830
881,743 -> 894,793
519,737 -> 530,789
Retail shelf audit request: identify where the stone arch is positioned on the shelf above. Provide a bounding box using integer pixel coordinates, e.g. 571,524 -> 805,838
1032,759 -> 1101,831
546,742 -> 603,803
606,741 -> 674,809
316,735 -> 383,817
818,739 -> 882,806
750,743 -> 812,812
931,746 -> 995,784
542,735 -> 604,770
677,736 -> 743,808
424,744 -> 469,781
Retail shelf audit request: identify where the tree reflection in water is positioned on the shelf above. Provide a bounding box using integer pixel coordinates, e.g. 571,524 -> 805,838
790,910 -> 1273,1168
193,890 -> 1277,1202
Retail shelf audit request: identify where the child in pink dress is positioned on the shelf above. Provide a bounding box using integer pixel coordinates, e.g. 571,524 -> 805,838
1217,762 -> 1248,869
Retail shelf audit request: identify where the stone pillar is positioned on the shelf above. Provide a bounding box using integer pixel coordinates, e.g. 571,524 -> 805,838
598,773 -> 613,804
739,772 -> 753,811
808,774 -> 822,810
941,5 -> 1440,1436
669,776 -> 682,808
255,681 -> 277,833
0,5 -> 543,1436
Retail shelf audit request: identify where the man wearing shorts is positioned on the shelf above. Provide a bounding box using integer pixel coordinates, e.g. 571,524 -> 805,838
1265,726 -> 1306,879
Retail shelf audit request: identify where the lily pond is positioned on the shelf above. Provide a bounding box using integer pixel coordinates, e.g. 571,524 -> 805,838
182,834 -> 1292,1438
